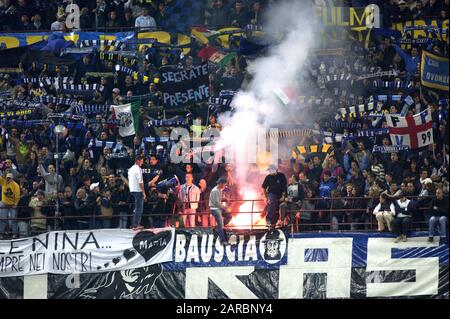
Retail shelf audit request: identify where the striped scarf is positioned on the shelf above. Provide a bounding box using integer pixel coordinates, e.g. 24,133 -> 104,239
60,47 -> 95,55
39,96 -> 76,106
394,38 -> 433,45
338,102 -> 378,117
219,90 -> 237,98
85,119 -> 121,126
372,80 -> 414,89
323,121 -> 362,129
370,94 -> 413,103
0,91 -> 12,98
99,52 -> 138,66
32,62 -> 69,73
209,97 -> 232,106
147,118 -> 188,127
372,145 -> 410,153
1,100 -> 41,109
22,77 -> 72,87
356,70 -> 398,81
80,40 -> 126,51
115,65 -> 149,82
266,129 -> 313,138
0,119 -> 49,127
244,24 -> 264,32
324,73 -> 353,84
322,128 -> 389,144
323,135 -> 349,144
72,104 -> 111,114
107,153 -> 129,159
39,77 -> 72,88
54,83 -> 104,92
143,136 -> 170,143
93,139 -> 124,151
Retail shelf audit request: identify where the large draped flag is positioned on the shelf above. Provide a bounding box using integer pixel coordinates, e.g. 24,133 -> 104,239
385,108 -> 433,149
111,101 -> 140,137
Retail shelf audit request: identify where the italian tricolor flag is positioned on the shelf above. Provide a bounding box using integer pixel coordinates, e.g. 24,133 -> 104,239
273,86 -> 298,106
197,46 -> 236,69
111,101 -> 140,137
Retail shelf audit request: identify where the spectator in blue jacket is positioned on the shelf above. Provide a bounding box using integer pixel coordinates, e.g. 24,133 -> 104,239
392,45 -> 420,78
319,170 -> 336,198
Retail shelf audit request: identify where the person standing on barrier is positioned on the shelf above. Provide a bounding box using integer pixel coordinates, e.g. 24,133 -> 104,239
209,177 -> 231,245
262,165 -> 287,228
0,172 -> 20,239
128,155 -> 147,230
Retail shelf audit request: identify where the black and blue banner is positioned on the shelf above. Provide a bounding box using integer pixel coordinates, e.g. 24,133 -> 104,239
0,230 -> 447,299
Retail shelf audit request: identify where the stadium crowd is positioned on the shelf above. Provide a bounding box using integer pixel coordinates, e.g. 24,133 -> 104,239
0,0 -> 448,243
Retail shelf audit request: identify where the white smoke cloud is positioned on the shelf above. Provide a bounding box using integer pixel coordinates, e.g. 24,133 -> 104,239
216,0 -> 319,184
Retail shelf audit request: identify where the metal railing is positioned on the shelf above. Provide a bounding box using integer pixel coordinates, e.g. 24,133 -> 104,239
0,195 -> 437,238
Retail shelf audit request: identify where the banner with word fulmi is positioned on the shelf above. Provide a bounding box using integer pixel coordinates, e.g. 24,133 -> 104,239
420,51 -> 449,91
159,63 -> 210,107
0,228 -> 174,277
386,108 -> 433,149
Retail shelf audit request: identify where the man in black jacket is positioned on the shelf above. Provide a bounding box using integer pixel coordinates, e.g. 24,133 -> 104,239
428,188 -> 448,242
393,192 -> 415,243
262,165 -> 287,227
86,182 -> 101,229
74,188 -> 89,230
61,186 -> 76,230
17,187 -> 31,238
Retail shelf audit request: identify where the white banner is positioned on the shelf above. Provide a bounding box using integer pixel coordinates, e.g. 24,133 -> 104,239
0,228 -> 175,277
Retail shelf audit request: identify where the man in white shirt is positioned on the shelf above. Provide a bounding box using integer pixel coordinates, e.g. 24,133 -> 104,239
134,6 -> 156,29
179,173 -> 200,228
128,155 -> 147,229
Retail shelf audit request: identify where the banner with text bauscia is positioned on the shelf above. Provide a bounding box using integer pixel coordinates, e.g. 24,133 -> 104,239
158,63 -> 210,107
0,228 -> 174,277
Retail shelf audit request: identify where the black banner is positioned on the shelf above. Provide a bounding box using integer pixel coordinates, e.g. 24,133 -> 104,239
158,63 -> 210,107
